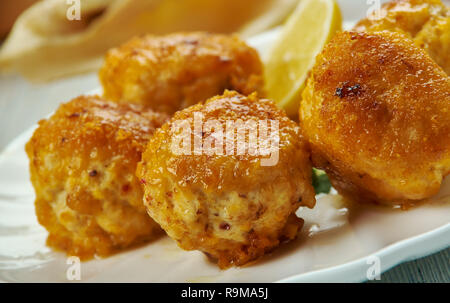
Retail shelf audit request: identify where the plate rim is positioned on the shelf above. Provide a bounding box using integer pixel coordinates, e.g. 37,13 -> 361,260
278,223 -> 450,282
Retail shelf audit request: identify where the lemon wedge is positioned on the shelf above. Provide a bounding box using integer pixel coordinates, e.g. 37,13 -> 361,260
264,0 -> 342,118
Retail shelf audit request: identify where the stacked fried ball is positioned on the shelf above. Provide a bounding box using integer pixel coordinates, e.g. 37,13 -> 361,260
99,32 -> 265,114
299,0 -> 450,206
26,96 -> 168,258
137,90 -> 315,268
354,0 -> 450,74
300,30 -> 450,205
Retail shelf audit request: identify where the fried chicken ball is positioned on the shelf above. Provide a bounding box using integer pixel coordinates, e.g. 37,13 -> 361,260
300,31 -> 450,205
26,95 -> 168,259
354,0 -> 450,74
137,90 -> 315,268
99,32 -> 264,114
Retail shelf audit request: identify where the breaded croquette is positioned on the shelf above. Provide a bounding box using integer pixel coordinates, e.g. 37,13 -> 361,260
137,90 -> 315,268
354,0 -> 450,74
99,32 -> 264,114
300,31 -> 450,205
26,95 -> 168,259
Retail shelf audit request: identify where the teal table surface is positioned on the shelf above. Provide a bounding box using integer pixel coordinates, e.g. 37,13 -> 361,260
369,248 -> 449,283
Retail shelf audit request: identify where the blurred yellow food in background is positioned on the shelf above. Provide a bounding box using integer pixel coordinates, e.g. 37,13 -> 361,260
354,0 -> 450,74
264,0 -> 342,118
0,0 -> 38,38
0,0 -> 299,82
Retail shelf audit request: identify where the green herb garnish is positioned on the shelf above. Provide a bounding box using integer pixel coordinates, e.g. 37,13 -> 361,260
312,168 -> 331,194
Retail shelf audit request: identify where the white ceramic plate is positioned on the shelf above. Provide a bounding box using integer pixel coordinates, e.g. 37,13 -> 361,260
0,0 -> 449,282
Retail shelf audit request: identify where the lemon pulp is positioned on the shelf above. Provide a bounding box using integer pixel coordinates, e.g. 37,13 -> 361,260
264,0 -> 342,118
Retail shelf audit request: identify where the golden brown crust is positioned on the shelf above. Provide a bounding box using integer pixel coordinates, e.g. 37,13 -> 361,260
26,95 -> 168,259
354,0 -> 450,74
99,32 -> 264,114
137,90 -> 315,268
300,31 -> 450,205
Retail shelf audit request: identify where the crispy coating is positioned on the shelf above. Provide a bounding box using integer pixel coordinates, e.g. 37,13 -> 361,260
99,32 -> 264,114
300,31 -> 450,205
26,95 -> 168,259
354,0 -> 450,74
137,90 -> 315,268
